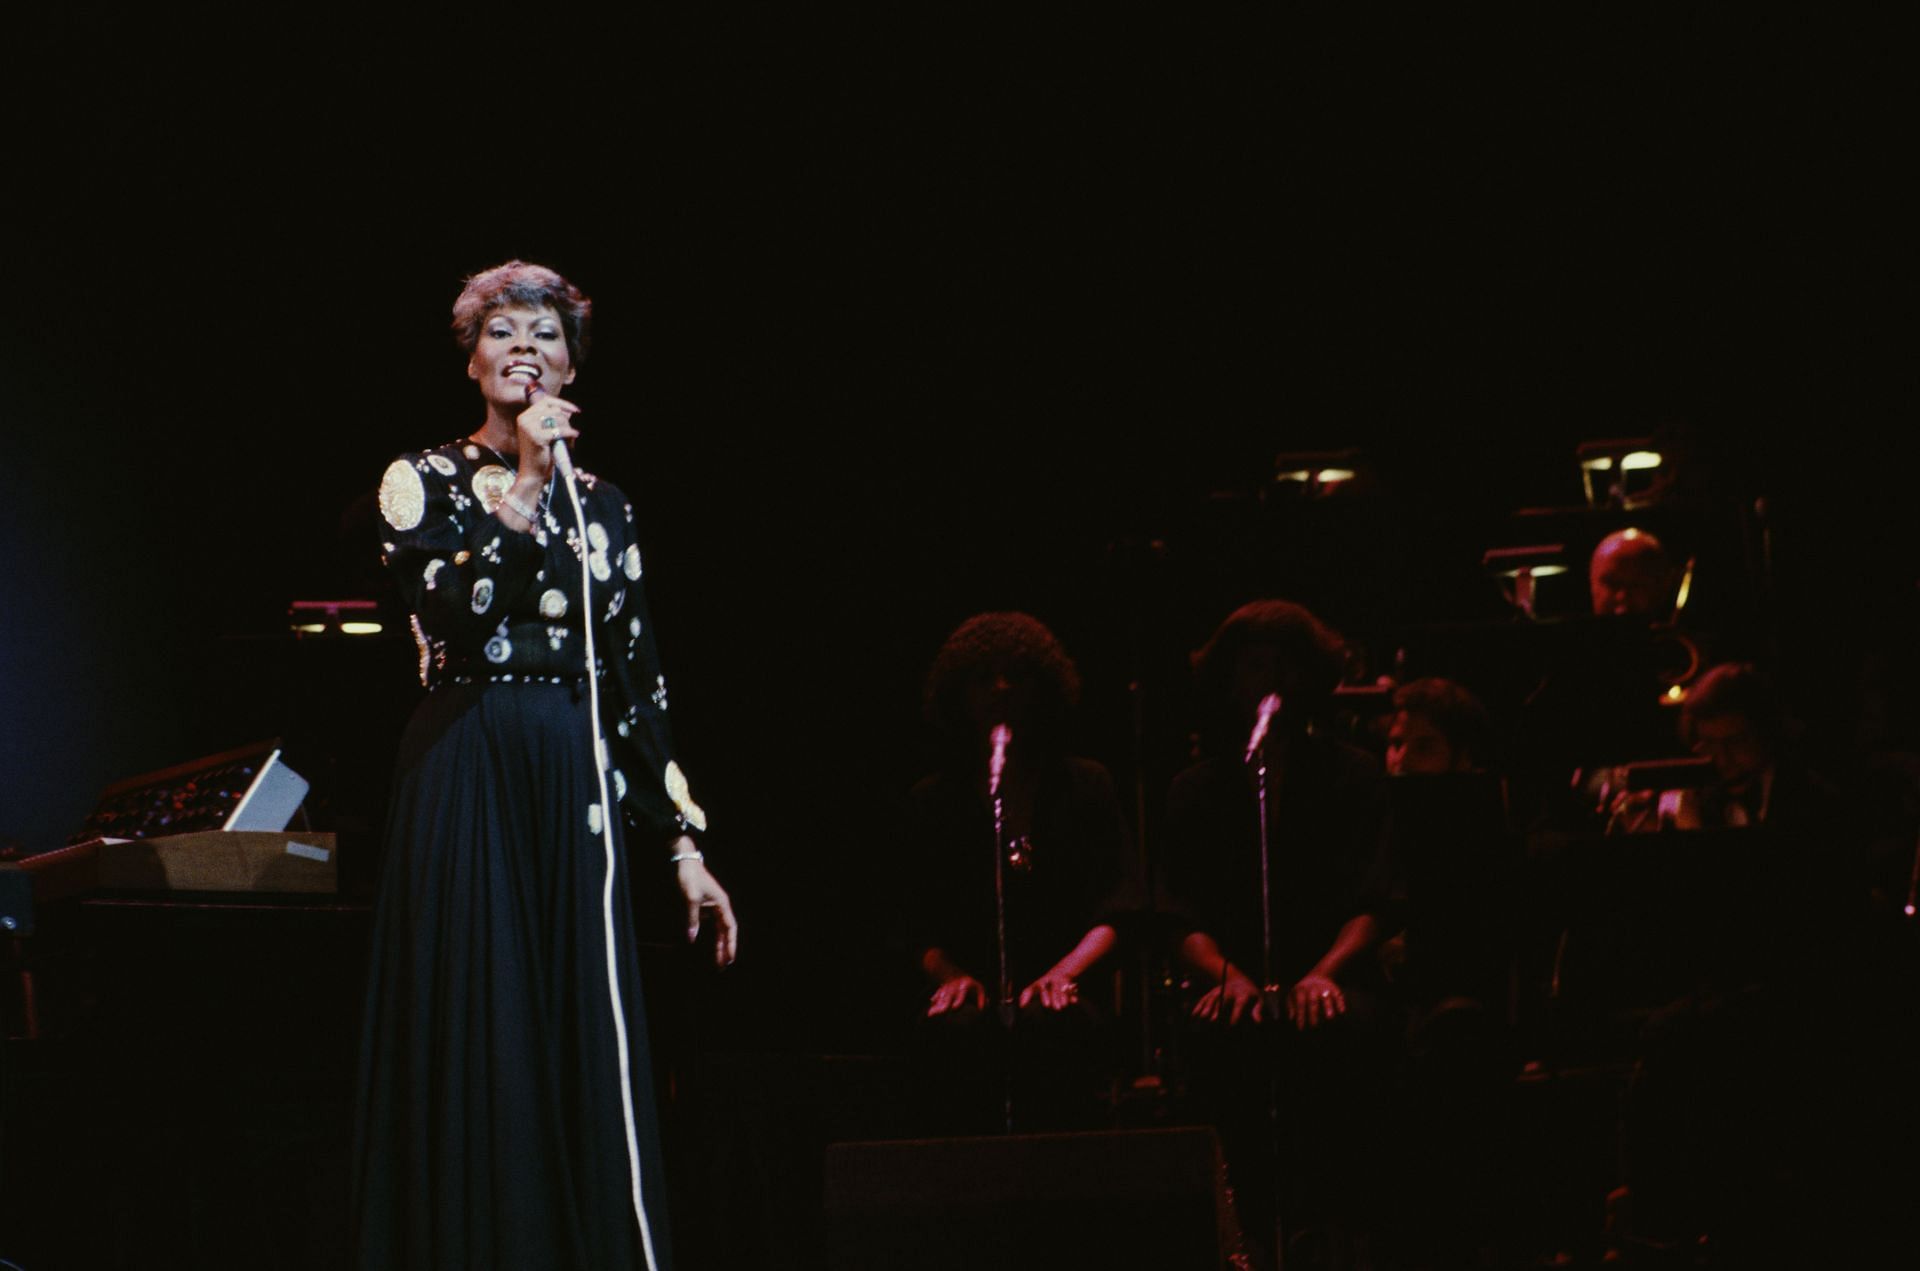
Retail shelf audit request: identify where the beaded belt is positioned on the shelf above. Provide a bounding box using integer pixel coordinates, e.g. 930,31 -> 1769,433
433,665 -> 607,689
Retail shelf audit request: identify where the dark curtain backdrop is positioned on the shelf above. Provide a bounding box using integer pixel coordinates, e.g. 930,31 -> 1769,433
3,13 -> 1910,1048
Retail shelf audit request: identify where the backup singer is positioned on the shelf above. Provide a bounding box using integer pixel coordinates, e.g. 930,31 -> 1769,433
904,612 -> 1143,1131
351,262 -> 736,1270
1159,600 -> 1392,1251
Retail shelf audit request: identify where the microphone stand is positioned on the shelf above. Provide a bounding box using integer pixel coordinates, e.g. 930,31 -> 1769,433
1903,822 -> 1919,920
990,727 -> 1015,1133
1249,732 -> 1286,1271
1254,741 -> 1278,1034
1131,675 -> 1157,1083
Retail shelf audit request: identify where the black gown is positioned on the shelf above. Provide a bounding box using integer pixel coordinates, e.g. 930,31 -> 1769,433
351,440 -> 706,1270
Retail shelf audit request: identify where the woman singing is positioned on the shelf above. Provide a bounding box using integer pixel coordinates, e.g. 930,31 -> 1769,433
351,261 -> 736,1270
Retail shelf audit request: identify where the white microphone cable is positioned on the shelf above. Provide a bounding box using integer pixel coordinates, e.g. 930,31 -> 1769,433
546,412 -> 661,1271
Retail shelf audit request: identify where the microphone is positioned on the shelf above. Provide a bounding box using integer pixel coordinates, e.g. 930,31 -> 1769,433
1243,693 -> 1282,764
522,380 -> 576,481
989,724 -> 1011,798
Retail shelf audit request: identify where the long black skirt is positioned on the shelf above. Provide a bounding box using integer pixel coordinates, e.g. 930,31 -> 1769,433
351,681 -> 673,1270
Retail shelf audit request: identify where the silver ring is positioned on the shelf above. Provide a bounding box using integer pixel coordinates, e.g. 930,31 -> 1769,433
542,416 -> 558,430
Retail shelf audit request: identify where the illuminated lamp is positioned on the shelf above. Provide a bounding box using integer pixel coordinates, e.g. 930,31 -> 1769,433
1482,543 -> 1568,620
1272,449 -> 1369,499
1576,438 -> 1666,509
288,599 -> 383,637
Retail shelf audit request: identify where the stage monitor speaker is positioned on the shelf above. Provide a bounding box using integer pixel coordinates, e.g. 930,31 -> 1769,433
824,1126 -> 1232,1271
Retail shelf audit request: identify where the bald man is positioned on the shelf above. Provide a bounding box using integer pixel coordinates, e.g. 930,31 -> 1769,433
1589,528 -> 1677,618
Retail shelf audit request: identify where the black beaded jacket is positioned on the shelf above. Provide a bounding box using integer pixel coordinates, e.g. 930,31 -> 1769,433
375,439 -> 706,842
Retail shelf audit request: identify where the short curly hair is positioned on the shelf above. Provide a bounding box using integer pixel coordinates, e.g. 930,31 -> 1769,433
1393,676 -> 1492,769
1682,662 -> 1783,748
1192,599 -> 1346,715
923,612 -> 1082,740
451,260 -> 592,366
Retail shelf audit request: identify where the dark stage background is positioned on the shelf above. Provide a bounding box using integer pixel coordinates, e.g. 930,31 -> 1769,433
1,10 -> 1914,1264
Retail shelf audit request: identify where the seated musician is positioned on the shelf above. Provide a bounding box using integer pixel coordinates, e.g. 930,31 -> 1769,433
901,612 -> 1143,1130
1377,678 -> 1505,1004
1387,676 -> 1492,778
1598,663 -> 1865,1260
1588,527 -> 1679,619
1515,528 -> 1689,828
1609,661 -> 1841,835
1375,679 -> 1519,1266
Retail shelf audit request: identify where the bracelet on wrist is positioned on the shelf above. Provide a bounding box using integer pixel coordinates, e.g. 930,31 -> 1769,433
669,849 -> 704,866
501,493 -> 539,524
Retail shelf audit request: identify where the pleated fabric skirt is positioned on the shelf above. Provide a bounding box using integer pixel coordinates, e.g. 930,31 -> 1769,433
350,682 -> 672,1271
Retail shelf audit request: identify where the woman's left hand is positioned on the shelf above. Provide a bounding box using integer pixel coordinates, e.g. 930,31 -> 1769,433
675,850 -> 738,967
1286,973 -> 1346,1030
1018,969 -> 1080,1012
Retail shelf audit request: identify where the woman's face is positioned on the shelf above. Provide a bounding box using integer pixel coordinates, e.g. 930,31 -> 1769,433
966,666 -> 1035,737
1230,644 -> 1294,729
468,304 -> 575,412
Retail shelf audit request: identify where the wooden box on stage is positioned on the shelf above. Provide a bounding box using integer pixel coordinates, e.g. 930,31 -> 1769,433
91,831 -> 337,894
1,832 -> 337,938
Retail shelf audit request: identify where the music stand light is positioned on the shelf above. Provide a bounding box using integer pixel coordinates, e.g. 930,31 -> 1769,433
1576,438 -> 1665,509
1482,543 -> 1569,620
1272,448 -> 1369,499
288,599 -> 383,638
